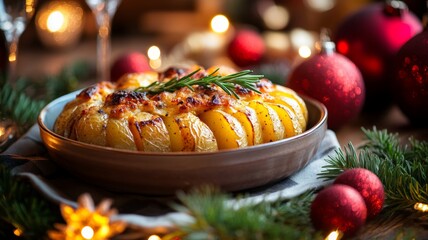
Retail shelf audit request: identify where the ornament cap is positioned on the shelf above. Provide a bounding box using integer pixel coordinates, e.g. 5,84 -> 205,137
383,0 -> 407,17
318,28 -> 336,55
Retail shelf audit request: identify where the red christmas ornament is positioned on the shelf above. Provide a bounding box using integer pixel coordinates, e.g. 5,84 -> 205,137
110,52 -> 151,82
393,28 -> 428,125
334,1 -> 422,111
311,184 -> 367,235
287,35 -> 365,129
227,29 -> 265,68
334,168 -> 385,218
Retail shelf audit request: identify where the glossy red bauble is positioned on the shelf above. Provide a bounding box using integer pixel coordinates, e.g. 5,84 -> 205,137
227,29 -> 265,68
393,29 -> 428,125
311,184 -> 367,235
110,52 -> 151,82
335,1 -> 422,111
287,51 -> 365,130
334,168 -> 385,218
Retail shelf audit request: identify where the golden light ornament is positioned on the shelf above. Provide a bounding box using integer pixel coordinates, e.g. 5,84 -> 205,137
13,228 -> 23,237
36,0 -> 84,49
414,202 -> 428,212
48,193 -> 126,240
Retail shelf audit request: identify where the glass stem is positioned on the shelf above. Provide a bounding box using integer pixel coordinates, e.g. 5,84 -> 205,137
95,11 -> 111,82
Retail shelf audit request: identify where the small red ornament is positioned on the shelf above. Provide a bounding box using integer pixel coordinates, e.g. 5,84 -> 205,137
110,52 -> 151,82
334,168 -> 385,218
393,28 -> 428,125
227,29 -> 265,68
287,33 -> 365,129
311,184 -> 367,235
334,1 -> 422,111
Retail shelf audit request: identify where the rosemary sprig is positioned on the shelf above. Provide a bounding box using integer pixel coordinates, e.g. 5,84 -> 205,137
135,68 -> 264,98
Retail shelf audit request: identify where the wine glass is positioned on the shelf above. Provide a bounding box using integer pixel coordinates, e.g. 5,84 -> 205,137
85,0 -> 122,82
0,0 -> 37,151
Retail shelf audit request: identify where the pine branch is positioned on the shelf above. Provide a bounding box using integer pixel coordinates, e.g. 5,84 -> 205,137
135,68 -> 263,99
0,165 -> 60,239
165,186 -> 322,240
319,127 -> 428,214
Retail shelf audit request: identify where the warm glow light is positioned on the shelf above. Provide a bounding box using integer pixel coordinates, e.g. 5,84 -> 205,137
262,5 -> 289,30
150,58 -> 162,69
8,52 -> 16,62
36,1 -> 84,48
148,235 -> 162,240
414,202 -> 428,212
148,46 -> 161,60
47,11 -> 65,32
264,31 -> 290,52
305,0 -> 336,12
298,46 -> 312,58
210,14 -> 230,33
290,28 -> 316,50
13,228 -> 22,237
81,226 -> 94,239
325,230 -> 341,240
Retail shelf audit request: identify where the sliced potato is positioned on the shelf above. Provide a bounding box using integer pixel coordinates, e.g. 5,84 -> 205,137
54,100 -> 100,138
129,112 -> 171,152
106,117 -> 137,150
247,100 -> 285,143
74,107 -> 108,146
199,109 -> 248,150
268,103 -> 302,138
273,96 -> 307,131
163,113 -> 217,152
224,106 -> 262,146
271,85 -> 308,122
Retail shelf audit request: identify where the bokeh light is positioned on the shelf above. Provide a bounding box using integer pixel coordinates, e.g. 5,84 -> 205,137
262,5 -> 289,30
210,14 -> 230,33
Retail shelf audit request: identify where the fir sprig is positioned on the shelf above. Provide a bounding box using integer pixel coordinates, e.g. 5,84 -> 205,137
319,127 -> 428,213
165,187 -> 321,240
0,165 -> 60,239
135,68 -> 263,99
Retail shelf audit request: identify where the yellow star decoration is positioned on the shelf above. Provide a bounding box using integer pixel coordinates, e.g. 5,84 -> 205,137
48,193 -> 126,240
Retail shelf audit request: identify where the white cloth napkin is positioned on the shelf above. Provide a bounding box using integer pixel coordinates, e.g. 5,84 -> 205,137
1,125 -> 339,231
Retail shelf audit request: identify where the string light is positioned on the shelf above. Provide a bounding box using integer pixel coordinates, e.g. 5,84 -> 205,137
414,202 -> 428,212
298,46 -> 312,58
81,226 -> 95,239
210,14 -> 230,34
13,228 -> 22,237
148,235 -> 162,240
148,46 -> 162,69
47,11 -> 65,32
325,230 -> 342,240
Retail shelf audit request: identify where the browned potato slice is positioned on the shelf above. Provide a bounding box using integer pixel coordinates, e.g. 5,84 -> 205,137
224,105 -> 262,146
268,103 -> 302,138
74,107 -> 108,146
247,100 -> 285,143
199,109 -> 248,150
129,112 -> 171,152
54,100 -> 100,138
163,113 -> 217,152
106,118 -> 137,151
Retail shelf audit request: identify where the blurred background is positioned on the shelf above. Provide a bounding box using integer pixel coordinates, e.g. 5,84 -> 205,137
0,0 -> 424,78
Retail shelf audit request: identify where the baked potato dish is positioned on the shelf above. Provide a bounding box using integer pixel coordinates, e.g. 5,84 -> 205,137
54,66 -> 308,152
